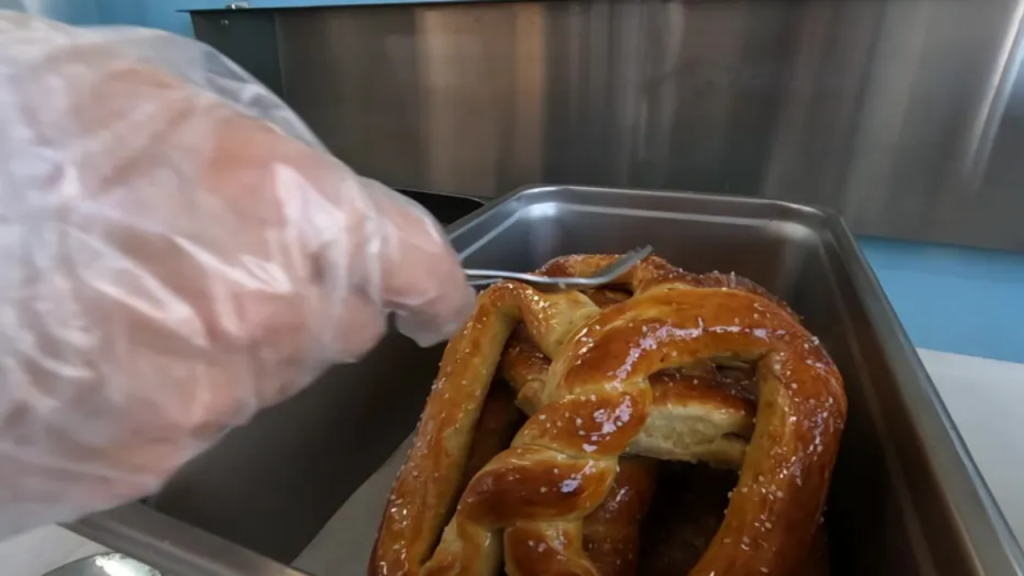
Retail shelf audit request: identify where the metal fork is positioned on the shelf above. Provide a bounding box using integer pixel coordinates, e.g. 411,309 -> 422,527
464,245 -> 653,289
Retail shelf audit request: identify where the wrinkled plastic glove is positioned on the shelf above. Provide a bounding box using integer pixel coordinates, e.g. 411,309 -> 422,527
0,11 -> 475,539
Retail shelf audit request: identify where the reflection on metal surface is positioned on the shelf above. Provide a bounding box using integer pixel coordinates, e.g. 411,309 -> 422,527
44,553 -> 160,576
259,0 -> 1024,251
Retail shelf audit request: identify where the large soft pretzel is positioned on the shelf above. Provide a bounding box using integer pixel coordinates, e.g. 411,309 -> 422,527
452,360 -> 658,576
371,254 -> 847,575
502,323 -> 756,468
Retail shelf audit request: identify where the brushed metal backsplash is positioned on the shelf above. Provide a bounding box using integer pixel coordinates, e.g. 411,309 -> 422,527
199,0 -> 1024,251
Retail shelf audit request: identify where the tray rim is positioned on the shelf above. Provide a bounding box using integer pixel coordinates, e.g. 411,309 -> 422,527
450,183 -> 1024,574
70,184 -> 1024,576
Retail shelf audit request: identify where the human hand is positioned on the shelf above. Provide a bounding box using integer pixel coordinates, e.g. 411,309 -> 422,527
0,11 -> 474,537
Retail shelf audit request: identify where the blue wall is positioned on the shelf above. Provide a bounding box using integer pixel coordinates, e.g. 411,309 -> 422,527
94,0 -> 145,28
859,238 -> 1024,364
92,0 -> 186,35
83,2 -> 329,37
28,0 -> 99,24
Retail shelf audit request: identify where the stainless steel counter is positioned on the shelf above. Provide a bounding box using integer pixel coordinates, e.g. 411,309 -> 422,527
192,0 -> 1024,252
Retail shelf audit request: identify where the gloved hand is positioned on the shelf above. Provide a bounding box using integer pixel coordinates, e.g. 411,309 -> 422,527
0,11 -> 475,538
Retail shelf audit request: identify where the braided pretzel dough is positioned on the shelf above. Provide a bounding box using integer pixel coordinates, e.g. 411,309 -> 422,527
502,325 -> 756,468
371,254 -> 846,576
465,375 -> 658,576
458,362 -> 659,576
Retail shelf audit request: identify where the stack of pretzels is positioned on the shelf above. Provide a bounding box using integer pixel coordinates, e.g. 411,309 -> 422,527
371,254 -> 847,575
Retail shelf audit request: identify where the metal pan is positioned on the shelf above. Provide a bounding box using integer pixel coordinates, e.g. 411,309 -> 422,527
390,187 -> 486,226
71,185 -> 1024,575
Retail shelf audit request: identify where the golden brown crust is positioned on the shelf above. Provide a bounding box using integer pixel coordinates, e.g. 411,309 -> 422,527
369,283 -> 598,576
501,279 -> 757,470
371,254 -> 846,576
582,288 -> 632,309
501,329 -> 756,468
504,522 -> 595,575
538,255 -> 801,321
460,383 -> 524,496
582,457 -> 658,576
544,287 -> 845,575
500,326 -> 551,416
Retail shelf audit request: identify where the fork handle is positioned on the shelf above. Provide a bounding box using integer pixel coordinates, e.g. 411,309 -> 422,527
464,269 -> 534,281
464,270 -> 597,287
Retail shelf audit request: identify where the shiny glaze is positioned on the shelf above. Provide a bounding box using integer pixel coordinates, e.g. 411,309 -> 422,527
582,457 -> 658,576
504,522 -> 596,576
459,445 -> 618,525
370,255 -> 847,576
501,326 -> 558,415
459,384 -> 523,495
547,286 -> 845,575
502,328 -> 757,467
455,385 -> 663,576
370,282 -> 596,576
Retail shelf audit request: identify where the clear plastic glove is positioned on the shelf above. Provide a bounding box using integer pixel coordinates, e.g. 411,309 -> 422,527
0,11 -> 475,538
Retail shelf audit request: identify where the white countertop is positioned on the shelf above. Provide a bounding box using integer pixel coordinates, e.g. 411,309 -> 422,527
916,349 -> 1024,542
3,348 -> 1022,575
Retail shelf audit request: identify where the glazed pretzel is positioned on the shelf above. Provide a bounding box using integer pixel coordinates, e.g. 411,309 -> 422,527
371,281 -> 599,575
371,254 -> 846,576
462,370 -> 657,576
502,324 -> 756,468
582,456 -> 658,576
504,287 -> 737,573
501,277 -> 758,470
457,346 -> 659,576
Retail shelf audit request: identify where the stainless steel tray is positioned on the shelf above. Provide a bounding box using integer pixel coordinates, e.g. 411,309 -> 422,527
70,185 -> 1024,576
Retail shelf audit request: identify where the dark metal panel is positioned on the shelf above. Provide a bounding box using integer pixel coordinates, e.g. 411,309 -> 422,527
191,11 -> 284,97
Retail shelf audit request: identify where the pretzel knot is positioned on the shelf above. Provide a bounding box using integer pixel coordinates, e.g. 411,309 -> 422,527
372,255 -> 847,576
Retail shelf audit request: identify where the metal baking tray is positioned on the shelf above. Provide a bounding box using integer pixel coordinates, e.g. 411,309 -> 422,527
391,187 -> 487,225
70,185 -> 1024,575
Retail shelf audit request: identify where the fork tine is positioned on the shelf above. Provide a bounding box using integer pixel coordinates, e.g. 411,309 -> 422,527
592,245 -> 652,281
